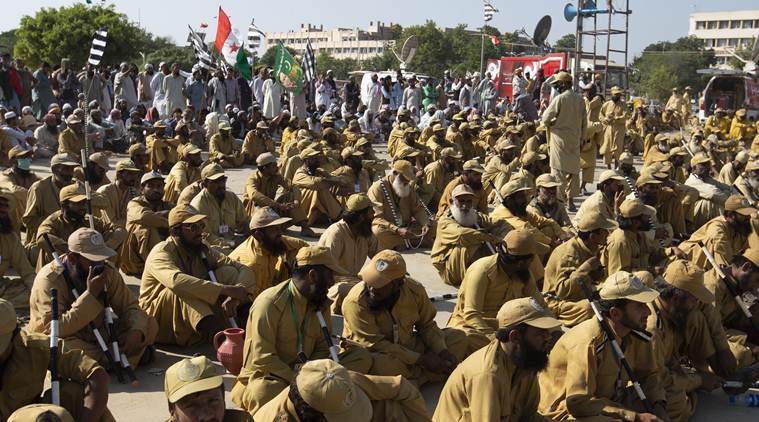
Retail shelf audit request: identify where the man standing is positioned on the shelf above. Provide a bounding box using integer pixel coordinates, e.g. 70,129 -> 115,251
511,67 -> 528,100
31,62 -> 55,119
401,77 -> 422,112
208,70 -> 227,114
599,86 -> 628,169
137,64 -> 155,108
542,71 -> 586,211
162,63 -> 186,115
113,63 -> 138,110
262,73 -> 283,119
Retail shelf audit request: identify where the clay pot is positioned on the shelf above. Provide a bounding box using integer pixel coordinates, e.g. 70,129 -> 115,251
213,327 -> 245,375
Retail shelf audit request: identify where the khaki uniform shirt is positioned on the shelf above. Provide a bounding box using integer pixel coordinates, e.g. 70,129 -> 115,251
119,196 -> 173,276
331,165 -> 371,195
36,210 -> 126,266
679,216 -> 748,270
437,176 -> 488,218
603,228 -> 658,275
22,176 -> 64,245
190,189 -> 248,250
574,191 -> 617,228
490,205 -> 555,247
242,132 -> 275,161
538,318 -> 665,421
528,197 -> 572,228
433,340 -> 547,422
368,176 -> 429,233
57,128 -> 87,157
163,161 -> 200,204
430,211 -> 510,267
229,235 -> 307,299
244,170 -> 293,210
424,160 -> 456,200
208,133 -> 238,162
96,182 -> 138,227
176,181 -> 203,209
543,90 -> 587,174
0,330 -> 101,420
702,268 -> 750,353
317,220 -> 378,277
0,169 -> 39,228
543,236 -> 596,320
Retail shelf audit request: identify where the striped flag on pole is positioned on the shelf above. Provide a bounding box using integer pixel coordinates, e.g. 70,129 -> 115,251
187,25 -> 217,71
88,28 -> 107,66
484,1 -> 498,22
247,19 -> 265,54
302,39 -> 316,83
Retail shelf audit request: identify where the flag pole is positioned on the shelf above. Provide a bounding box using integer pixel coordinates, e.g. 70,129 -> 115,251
480,22 -> 485,76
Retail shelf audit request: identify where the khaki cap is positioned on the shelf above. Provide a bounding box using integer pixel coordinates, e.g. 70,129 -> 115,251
535,173 -> 561,188
320,114 -> 334,123
295,246 -> 347,274
599,271 -> 659,303
218,121 -> 231,130
735,150 -> 749,164
153,120 -> 167,128
8,145 -> 32,160
256,152 -> 277,167
440,147 -> 462,159
249,206 -> 292,230
576,210 -> 617,232
168,206 -> 207,227
535,122 -> 547,132
164,356 -> 223,404
619,152 -> 634,165
140,170 -> 164,185
654,133 -> 669,143
690,153 -> 711,166
663,259 -> 714,304
610,86 -> 623,95
496,297 -> 562,329
65,115 -> 82,125
483,120 -> 495,129
496,139 -> 518,151
452,113 -> 466,122
299,147 -> 322,160
354,137 -> 370,148
736,108 -> 747,116
201,163 -> 226,181
668,147 -> 689,157
0,298 -> 16,354
500,177 -> 532,198
359,249 -> 406,289
68,227 -> 116,261
396,146 -> 421,159
635,173 -> 663,187
115,159 -> 140,172
553,71 -> 572,83
256,121 -> 269,129
295,359 -> 373,422
451,184 -> 476,199
619,198 -> 656,218
404,126 -> 420,135
521,151 -> 546,165
348,119 -> 360,128
128,143 -> 147,155
340,147 -> 363,160
59,183 -> 87,203
8,404 -> 74,422
742,248 -> 759,268
504,229 -> 549,256
50,153 -> 79,167
724,195 -> 756,216
462,159 -> 484,173
346,193 -> 372,212
459,122 -> 470,131
392,160 -> 415,181
598,169 -> 625,184
432,123 -> 445,133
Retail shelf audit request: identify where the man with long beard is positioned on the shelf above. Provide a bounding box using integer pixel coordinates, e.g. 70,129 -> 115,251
23,153 -> 78,248
139,206 -> 254,346
163,145 -> 202,205
436,159 -> 487,218
231,246 -> 372,415
539,271 -> 667,422
0,192 -> 35,308
318,194 -> 379,314
434,297 -> 562,422
229,207 -> 307,300
733,159 -> 759,204
574,169 -> 626,227
292,148 -> 344,226
527,173 -> 572,229
341,250 -> 467,384
685,153 -> 733,229
332,147 -> 371,199
368,160 -> 431,250
431,184 -> 509,287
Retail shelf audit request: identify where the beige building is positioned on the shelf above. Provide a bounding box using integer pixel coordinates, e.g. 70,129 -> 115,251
266,22 -> 396,61
688,10 -> 759,68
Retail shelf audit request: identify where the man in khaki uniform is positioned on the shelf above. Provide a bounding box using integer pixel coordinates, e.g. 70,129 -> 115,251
58,115 -> 90,160
146,121 -> 179,173
8,404 -> 74,421
209,121 -> 243,168
527,173 -> 573,229
342,250 -> 467,383
581,93 -> 604,195
96,159 -> 141,227
599,86 -> 629,169
119,171 -> 173,277
229,207 -> 307,300
538,271 -> 668,422
164,356 -> 251,422
718,150 -> 749,185
36,184 -> 126,269
190,163 -> 250,254
231,246 -> 372,415
482,139 -> 520,196
0,193 -> 35,308
575,169 -> 625,227
292,148 -> 344,226
242,121 -> 275,164
0,298 -> 113,421
29,227 -> 157,367
0,146 -> 39,226
128,142 -> 150,173
23,153 -> 78,248
447,229 -> 548,355
318,194 -> 379,314
74,152 -> 111,191
434,297 -> 561,422
255,359 -> 429,422
685,153 -> 733,228
332,147 -> 371,199
244,152 -> 314,237
603,198 -> 671,276
139,207 -> 255,346
436,159 -> 487,218
431,184 -> 509,287
426,124 -> 457,162
543,211 -> 616,327
163,144 -> 202,205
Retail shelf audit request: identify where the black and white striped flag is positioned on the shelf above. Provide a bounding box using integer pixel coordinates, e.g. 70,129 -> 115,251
302,39 -> 316,83
484,1 -> 498,22
187,25 -> 217,71
88,28 -> 107,66
247,19 -> 265,54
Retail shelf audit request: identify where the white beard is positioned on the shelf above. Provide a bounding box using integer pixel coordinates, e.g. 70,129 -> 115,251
392,175 -> 412,198
450,203 -> 478,227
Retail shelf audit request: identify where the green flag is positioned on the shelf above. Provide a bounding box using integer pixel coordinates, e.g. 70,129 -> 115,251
235,46 -> 252,81
273,42 -> 305,95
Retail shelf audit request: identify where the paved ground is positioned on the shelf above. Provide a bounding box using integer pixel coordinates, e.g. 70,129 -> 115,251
24,143 -> 758,420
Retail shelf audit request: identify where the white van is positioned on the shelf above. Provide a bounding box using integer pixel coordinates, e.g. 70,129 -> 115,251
698,72 -> 759,121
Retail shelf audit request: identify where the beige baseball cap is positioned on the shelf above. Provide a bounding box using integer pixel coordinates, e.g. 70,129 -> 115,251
451,184 -> 476,199
668,147 -> 689,157
346,193 -> 372,212
256,152 -> 277,167
690,153 -> 711,166
256,121 -> 269,130
164,356 -> 224,404
128,143 -> 148,155
8,404 -> 74,422
249,206 -> 292,230
462,159 -> 484,173
359,249 -> 406,289
724,195 -> 756,216
535,173 -> 560,188
618,198 -> 656,218
181,144 -> 202,158
735,150 -> 750,164
201,163 -> 226,181
89,152 -> 111,170
635,173 -> 663,187
663,260 -> 714,304
440,147 -> 462,159
742,248 -> 759,268
115,159 -> 141,173
504,229 -> 549,257
0,298 -> 16,354
496,139 -> 518,152
295,359 -> 373,422
576,210 -> 617,232
432,123 -> 445,133
599,271 -> 659,303
140,170 -> 164,185
50,153 -> 79,167
496,297 -> 562,329
396,146 -> 421,159
619,152 -> 634,165
341,147 -> 363,160
598,169 -> 625,184
296,246 -> 347,274
392,160 -> 415,181
59,183 -> 87,203
299,147 -> 322,160
168,206 -> 207,227
7,145 -> 32,160
499,177 -> 533,198
521,151 -> 546,165
68,227 -> 116,261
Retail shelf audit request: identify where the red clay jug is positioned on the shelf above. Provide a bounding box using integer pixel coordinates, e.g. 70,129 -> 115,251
213,328 -> 245,375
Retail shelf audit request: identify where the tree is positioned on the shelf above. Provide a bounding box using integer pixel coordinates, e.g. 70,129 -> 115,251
13,4 -> 153,68
630,36 -> 715,101
727,44 -> 753,71
258,44 -> 297,69
144,37 -> 197,71
0,30 -> 17,55
554,33 -> 576,51
314,52 -> 356,79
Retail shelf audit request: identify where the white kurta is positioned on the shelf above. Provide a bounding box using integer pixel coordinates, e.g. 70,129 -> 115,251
162,74 -> 186,114
262,79 -> 284,119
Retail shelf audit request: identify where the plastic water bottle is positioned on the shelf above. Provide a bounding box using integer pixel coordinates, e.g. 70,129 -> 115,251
728,394 -> 759,407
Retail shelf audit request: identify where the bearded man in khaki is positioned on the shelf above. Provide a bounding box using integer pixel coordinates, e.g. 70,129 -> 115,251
231,246 -> 371,415
482,139 -> 520,195
139,207 -> 254,346
242,121 -> 275,164
368,160 -> 431,250
146,121 -> 179,173
190,163 -> 249,254
292,148 -> 344,226
119,171 -> 173,277
0,192 -> 35,308
423,147 -> 460,211
342,250 -> 466,384
543,211 -> 616,327
163,145 -> 202,205
434,297 -> 561,422
527,173 -> 573,228
538,271 -> 668,422
599,86 -> 629,169
229,207 -> 307,300
208,121 -> 243,168
447,229 -> 548,355
96,159 -> 141,227
431,184 -> 509,287
436,159 -> 487,218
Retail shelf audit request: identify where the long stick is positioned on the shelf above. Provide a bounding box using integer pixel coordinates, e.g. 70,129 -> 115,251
50,288 -> 60,406
489,179 -> 505,205
100,281 -> 125,384
473,220 -> 496,255
80,148 -> 95,230
316,311 -> 340,363
200,251 -> 238,329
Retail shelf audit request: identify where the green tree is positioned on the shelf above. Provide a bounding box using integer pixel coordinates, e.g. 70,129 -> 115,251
314,52 -> 357,79
554,33 -> 576,51
0,30 -> 17,55
630,36 -> 715,101
143,37 -> 197,71
727,44 -> 753,71
13,4 -> 153,68
258,44 -> 297,69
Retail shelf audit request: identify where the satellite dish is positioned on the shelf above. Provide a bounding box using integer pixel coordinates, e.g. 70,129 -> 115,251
391,36 -> 419,70
533,15 -> 552,47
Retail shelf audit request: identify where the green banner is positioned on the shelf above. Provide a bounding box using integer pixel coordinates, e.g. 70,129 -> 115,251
273,41 -> 305,95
